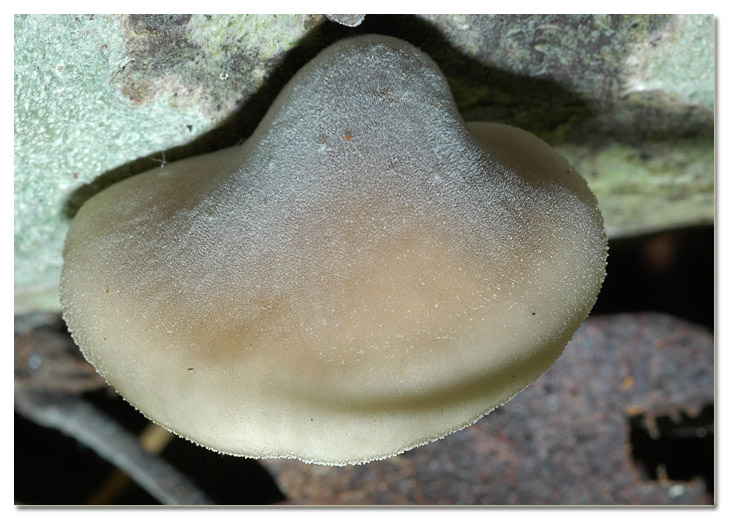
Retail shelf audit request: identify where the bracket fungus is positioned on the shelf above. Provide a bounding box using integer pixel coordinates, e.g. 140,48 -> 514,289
61,35 -> 607,465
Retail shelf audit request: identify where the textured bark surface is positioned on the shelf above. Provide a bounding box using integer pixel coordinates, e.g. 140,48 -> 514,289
14,14 -> 714,311
14,14 -> 716,505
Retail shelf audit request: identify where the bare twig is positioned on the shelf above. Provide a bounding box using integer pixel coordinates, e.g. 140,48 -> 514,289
15,313 -> 214,505
15,392 -> 213,505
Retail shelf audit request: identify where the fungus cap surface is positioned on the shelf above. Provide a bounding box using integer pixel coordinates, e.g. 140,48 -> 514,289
61,35 -> 607,465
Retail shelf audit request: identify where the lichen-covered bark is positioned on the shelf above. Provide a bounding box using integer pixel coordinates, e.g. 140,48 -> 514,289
14,14 -> 714,311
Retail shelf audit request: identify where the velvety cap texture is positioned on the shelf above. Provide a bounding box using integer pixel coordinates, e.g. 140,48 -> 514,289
61,35 -> 607,465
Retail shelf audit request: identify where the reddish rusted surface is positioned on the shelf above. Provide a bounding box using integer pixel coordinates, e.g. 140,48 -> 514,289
262,313 -> 713,505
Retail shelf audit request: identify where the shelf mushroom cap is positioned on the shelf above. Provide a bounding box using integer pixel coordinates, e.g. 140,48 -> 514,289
60,35 -> 607,465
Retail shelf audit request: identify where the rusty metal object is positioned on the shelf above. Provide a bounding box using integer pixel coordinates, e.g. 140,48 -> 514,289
15,311 -> 713,504
262,313 -> 713,505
